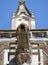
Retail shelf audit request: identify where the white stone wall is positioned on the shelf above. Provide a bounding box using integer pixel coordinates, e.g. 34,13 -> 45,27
11,13 -> 35,30
30,49 -> 43,65
11,14 -> 29,30
3,49 -> 9,65
31,55 -> 38,65
29,20 -> 35,29
29,13 -> 36,29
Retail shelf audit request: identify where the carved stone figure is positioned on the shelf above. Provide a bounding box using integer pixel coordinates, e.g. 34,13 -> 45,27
9,48 -> 31,65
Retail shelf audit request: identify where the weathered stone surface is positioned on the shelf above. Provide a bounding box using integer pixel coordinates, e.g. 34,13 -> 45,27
0,43 -> 9,65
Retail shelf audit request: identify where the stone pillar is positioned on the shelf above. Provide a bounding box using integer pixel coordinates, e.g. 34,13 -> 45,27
43,53 -> 48,65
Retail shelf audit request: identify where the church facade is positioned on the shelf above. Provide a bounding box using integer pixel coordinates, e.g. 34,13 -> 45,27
0,1 -> 48,65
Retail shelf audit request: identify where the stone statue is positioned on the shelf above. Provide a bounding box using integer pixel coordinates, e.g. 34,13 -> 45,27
9,48 -> 31,65
9,20 -> 31,65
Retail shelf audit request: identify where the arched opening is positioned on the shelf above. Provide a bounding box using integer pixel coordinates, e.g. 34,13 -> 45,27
17,24 -> 29,33
20,25 -> 25,32
17,24 -> 26,33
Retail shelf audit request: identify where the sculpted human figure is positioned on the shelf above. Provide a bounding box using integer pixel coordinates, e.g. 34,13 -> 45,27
9,48 -> 31,65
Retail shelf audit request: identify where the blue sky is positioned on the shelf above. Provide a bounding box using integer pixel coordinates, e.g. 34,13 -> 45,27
0,0 -> 48,30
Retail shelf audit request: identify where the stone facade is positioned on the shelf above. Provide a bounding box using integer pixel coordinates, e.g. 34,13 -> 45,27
0,43 -> 9,65
0,1 -> 48,65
